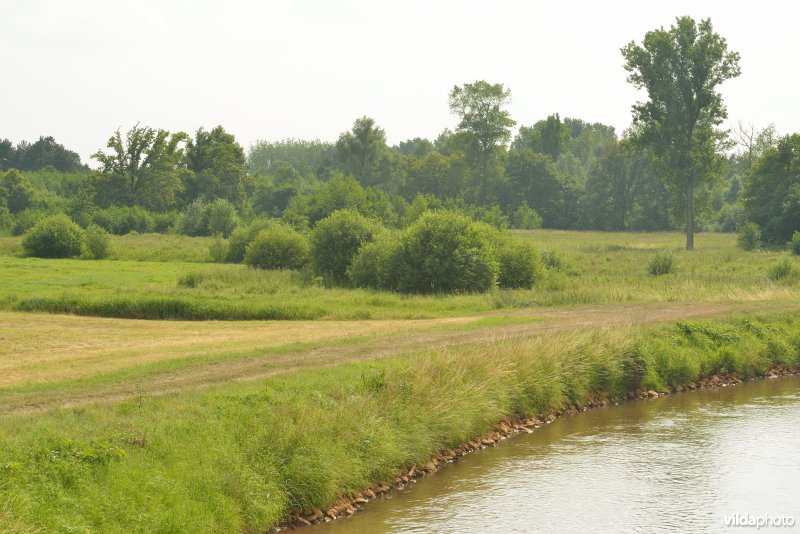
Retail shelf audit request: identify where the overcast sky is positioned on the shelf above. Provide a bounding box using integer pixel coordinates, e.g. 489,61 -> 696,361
2,0 -> 798,165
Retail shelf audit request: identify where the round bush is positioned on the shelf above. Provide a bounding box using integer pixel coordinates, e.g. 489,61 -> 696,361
498,238 -> 544,289
648,249 -> 676,276
226,219 -> 280,263
83,224 -> 112,259
737,222 -> 762,251
205,198 -> 240,237
388,211 -> 499,294
244,227 -> 310,270
310,209 -> 380,284
22,214 -> 85,258
348,232 -> 399,289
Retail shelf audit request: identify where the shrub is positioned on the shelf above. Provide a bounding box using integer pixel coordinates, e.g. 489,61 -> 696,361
207,235 -> 228,263
348,232 -> 399,289
737,222 -> 762,251
497,238 -> 544,289
245,228 -> 310,270
83,224 -> 111,259
310,209 -> 380,284
790,231 -> 800,256
93,206 -> 155,235
22,214 -> 85,258
205,199 -> 240,237
512,202 -> 543,230
225,219 -> 281,263
387,210 -> 499,294
176,200 -> 208,236
153,211 -> 178,233
768,257 -> 800,282
648,250 -> 676,276
12,208 -> 51,236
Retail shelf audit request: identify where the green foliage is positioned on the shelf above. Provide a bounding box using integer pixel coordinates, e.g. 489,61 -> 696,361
12,208 -> 52,236
310,209 -> 380,283
648,250 -> 676,276
93,205 -> 155,235
497,238 -> 544,289
0,169 -> 38,213
622,16 -> 741,249
176,199 -> 208,236
347,232 -> 399,289
244,228 -> 310,270
768,257 -> 800,282
22,214 -> 85,258
335,117 -> 389,187
207,235 -> 228,263
790,232 -> 800,256
90,124 -> 190,212
205,198 -> 240,237
225,219 -> 280,263
82,224 -> 112,259
388,211 -> 499,293
737,222 -> 762,251
511,202 -> 542,230
742,134 -> 800,245
185,125 -> 250,206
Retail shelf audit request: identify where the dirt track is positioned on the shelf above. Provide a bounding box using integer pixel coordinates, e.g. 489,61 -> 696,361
1,300 -> 797,416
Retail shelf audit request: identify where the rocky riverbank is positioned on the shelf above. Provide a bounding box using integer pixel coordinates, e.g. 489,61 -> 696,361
273,364 -> 800,532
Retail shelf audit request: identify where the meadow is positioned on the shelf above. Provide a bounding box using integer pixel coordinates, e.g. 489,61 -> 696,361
0,231 -> 797,321
0,230 -> 799,532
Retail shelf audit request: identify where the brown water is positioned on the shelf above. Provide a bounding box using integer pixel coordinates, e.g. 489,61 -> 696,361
312,376 -> 800,533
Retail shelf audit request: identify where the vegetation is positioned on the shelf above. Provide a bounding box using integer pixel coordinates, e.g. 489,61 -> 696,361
244,227 -> 310,270
22,214 -> 85,258
0,312 -> 797,532
647,250 -> 676,276
310,209 -> 380,284
737,221 -> 762,251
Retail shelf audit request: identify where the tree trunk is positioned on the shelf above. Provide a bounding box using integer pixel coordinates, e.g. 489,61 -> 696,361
686,177 -> 694,250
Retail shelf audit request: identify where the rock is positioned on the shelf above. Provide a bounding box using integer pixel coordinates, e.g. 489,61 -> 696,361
305,509 -> 323,522
294,515 -> 311,527
481,437 -> 495,446
425,461 -> 437,472
326,509 -> 338,519
363,489 -> 375,498
354,496 -> 368,505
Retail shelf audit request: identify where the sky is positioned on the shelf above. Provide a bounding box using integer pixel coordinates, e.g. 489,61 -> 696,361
2,0 -> 798,166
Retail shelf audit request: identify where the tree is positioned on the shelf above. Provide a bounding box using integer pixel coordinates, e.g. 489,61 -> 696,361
15,136 -> 85,172
91,124 -> 189,211
505,148 -> 564,228
335,117 -> 388,186
741,134 -> 800,245
448,81 -> 515,202
0,169 -> 37,213
622,16 -> 740,249
185,126 -> 250,207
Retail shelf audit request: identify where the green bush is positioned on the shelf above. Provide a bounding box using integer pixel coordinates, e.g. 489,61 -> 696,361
225,219 -> 281,263
348,232 -> 399,289
768,257 -> 800,282
790,231 -> 800,256
498,238 -> 544,289
153,211 -> 178,233
93,206 -> 155,235
737,222 -> 762,251
205,199 -> 240,237
310,209 -> 380,284
22,214 -> 85,258
82,224 -> 112,259
648,250 -> 676,276
244,228 -> 310,270
387,211 -> 499,294
207,235 -> 228,263
512,202 -> 543,230
12,208 -> 51,236
176,200 -> 208,236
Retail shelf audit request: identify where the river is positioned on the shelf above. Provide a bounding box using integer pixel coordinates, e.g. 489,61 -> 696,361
311,375 -> 800,533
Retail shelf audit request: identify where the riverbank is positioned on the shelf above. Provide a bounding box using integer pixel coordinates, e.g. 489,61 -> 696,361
1,312 -> 799,532
283,365 -> 799,531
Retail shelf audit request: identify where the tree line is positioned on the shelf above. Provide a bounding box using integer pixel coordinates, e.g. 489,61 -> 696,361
1,16 -> 798,250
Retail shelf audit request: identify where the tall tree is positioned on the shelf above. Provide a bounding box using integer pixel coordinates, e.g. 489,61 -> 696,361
90,124 -> 189,211
185,126 -> 250,207
622,16 -> 740,249
448,81 -> 515,202
335,116 -> 388,187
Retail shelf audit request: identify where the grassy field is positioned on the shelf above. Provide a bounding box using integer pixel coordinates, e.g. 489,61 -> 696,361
0,230 -> 798,532
0,231 -> 797,320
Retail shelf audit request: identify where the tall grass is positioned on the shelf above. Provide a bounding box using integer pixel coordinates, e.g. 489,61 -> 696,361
0,313 -> 797,532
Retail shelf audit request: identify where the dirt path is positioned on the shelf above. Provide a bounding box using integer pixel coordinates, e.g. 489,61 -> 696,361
1,300 -> 796,416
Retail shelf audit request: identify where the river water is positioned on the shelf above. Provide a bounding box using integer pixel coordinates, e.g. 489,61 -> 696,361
311,375 -> 800,533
